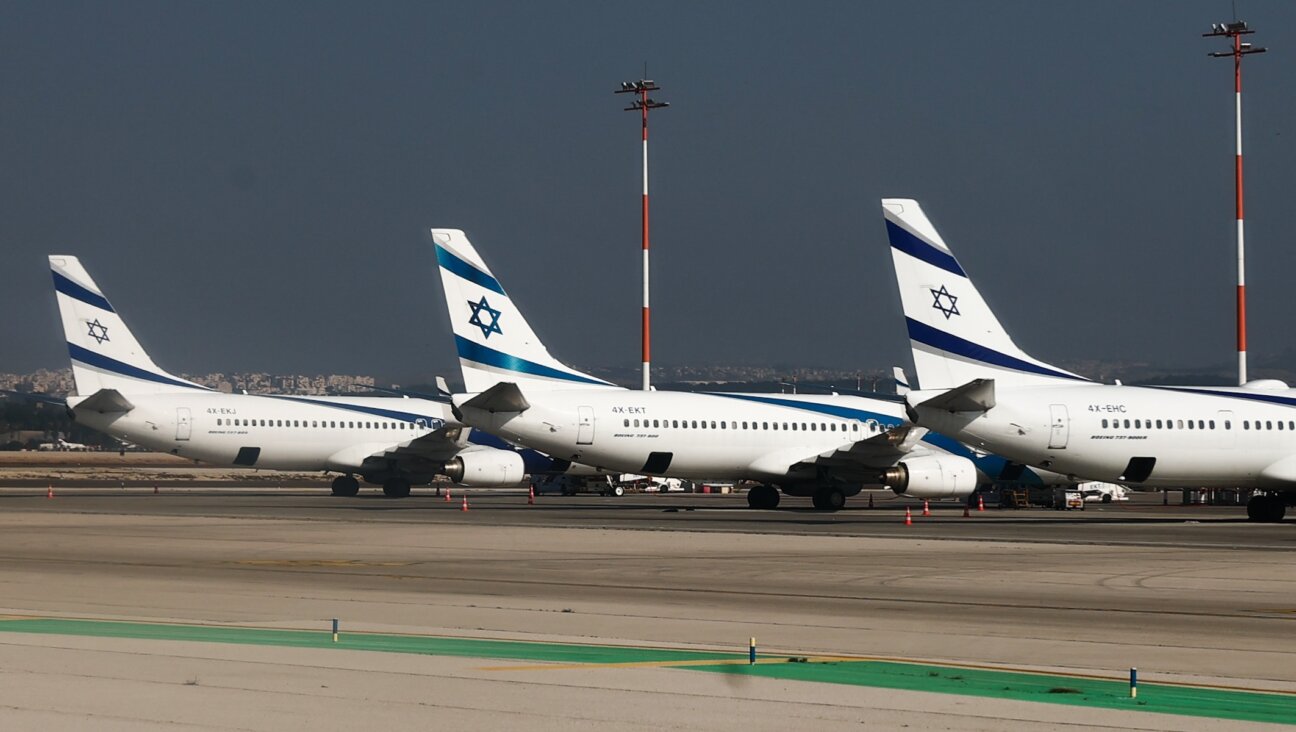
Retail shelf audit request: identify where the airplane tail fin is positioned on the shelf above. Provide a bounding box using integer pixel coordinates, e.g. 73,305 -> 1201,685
49,256 -> 207,396
431,230 -> 618,394
882,199 -> 1088,390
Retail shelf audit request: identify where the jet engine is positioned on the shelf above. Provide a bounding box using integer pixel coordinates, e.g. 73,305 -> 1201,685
443,448 -> 526,487
880,455 -> 977,499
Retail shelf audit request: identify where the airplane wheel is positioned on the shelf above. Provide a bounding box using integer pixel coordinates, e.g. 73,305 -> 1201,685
747,485 -> 779,510
1247,495 -> 1285,522
382,478 -> 411,498
331,475 -> 360,497
813,488 -> 845,512
612,485 -> 625,497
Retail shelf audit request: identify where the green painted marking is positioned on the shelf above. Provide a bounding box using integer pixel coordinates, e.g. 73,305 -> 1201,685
2,618 -> 1293,725
688,661 -> 1296,726
0,618 -> 728,664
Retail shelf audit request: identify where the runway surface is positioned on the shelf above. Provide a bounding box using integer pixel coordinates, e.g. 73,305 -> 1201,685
0,486 -> 1293,730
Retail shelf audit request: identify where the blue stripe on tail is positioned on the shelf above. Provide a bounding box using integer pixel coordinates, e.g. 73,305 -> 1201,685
885,220 -> 966,278
906,319 -> 1087,382
454,336 -> 612,386
52,271 -> 115,312
435,244 -> 506,295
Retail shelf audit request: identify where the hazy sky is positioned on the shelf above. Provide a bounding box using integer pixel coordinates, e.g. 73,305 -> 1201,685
3,1 -> 1295,383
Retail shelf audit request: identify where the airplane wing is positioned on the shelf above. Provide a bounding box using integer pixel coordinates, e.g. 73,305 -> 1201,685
327,424 -> 470,477
754,423 -> 932,482
368,424 -> 470,463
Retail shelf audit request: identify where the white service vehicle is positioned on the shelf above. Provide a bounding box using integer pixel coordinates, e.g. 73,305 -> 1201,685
1078,482 -> 1129,503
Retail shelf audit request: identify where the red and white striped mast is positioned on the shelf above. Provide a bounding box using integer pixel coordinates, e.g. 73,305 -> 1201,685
1204,20 -> 1265,385
617,78 -> 668,391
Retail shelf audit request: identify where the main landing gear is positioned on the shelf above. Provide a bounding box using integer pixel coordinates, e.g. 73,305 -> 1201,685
1246,494 -> 1287,523
811,487 -> 846,512
382,477 -> 412,498
330,475 -> 360,497
746,484 -> 780,510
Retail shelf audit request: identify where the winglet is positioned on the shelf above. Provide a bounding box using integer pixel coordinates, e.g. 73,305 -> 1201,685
893,367 -> 911,396
916,379 -> 996,413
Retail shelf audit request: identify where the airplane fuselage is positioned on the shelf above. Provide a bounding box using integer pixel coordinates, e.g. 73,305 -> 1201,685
913,383 -> 1296,488
460,389 -> 903,489
71,391 -> 452,476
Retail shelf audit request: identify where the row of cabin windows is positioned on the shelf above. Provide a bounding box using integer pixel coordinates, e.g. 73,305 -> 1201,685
624,418 -> 862,433
1101,418 -> 1296,431
216,418 -> 415,430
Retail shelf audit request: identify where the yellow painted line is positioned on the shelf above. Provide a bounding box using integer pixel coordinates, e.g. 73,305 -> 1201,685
480,655 -> 868,672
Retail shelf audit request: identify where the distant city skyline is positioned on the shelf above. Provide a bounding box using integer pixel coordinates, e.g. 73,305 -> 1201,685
2,2 -> 1295,380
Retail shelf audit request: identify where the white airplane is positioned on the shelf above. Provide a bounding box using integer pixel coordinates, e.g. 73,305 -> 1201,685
49,255 -> 587,496
884,198 -> 1296,522
431,228 -> 1067,510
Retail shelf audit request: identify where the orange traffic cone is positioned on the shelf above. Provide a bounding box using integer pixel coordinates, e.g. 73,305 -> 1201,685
977,494 -> 985,512
46,484 -> 54,499
922,500 -> 931,517
528,484 -> 535,505
445,487 -> 452,503
904,506 -> 912,526
461,495 -> 469,512
867,493 -> 874,509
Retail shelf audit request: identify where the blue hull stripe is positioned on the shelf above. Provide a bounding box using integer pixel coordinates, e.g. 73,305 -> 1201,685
886,220 -> 966,277
52,271 -> 114,312
906,318 -> 1088,382
435,245 -> 506,295
703,392 -> 901,425
265,394 -> 449,426
455,335 -> 613,386
67,343 -> 207,390
1150,385 -> 1296,408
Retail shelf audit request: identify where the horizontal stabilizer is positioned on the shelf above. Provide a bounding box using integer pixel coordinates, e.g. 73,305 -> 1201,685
918,379 -> 995,413
357,384 -> 450,403
73,388 -> 135,414
461,382 -> 530,414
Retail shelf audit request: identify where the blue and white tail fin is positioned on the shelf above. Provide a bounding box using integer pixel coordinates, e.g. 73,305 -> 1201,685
50,256 -> 207,396
431,230 -> 618,394
882,199 -> 1088,390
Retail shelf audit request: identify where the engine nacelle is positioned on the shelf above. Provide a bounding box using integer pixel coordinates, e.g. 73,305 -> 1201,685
880,455 -> 977,500
443,449 -> 526,487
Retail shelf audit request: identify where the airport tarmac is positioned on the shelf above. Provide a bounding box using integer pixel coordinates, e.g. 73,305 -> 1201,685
0,485 -> 1293,730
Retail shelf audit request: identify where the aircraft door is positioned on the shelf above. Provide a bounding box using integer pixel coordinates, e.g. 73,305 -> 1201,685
1048,404 -> 1068,449
176,407 -> 192,441
577,406 -> 595,445
1217,410 -> 1235,448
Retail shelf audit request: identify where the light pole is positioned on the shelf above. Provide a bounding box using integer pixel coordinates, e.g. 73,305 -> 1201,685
616,79 -> 668,391
1203,20 -> 1266,385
